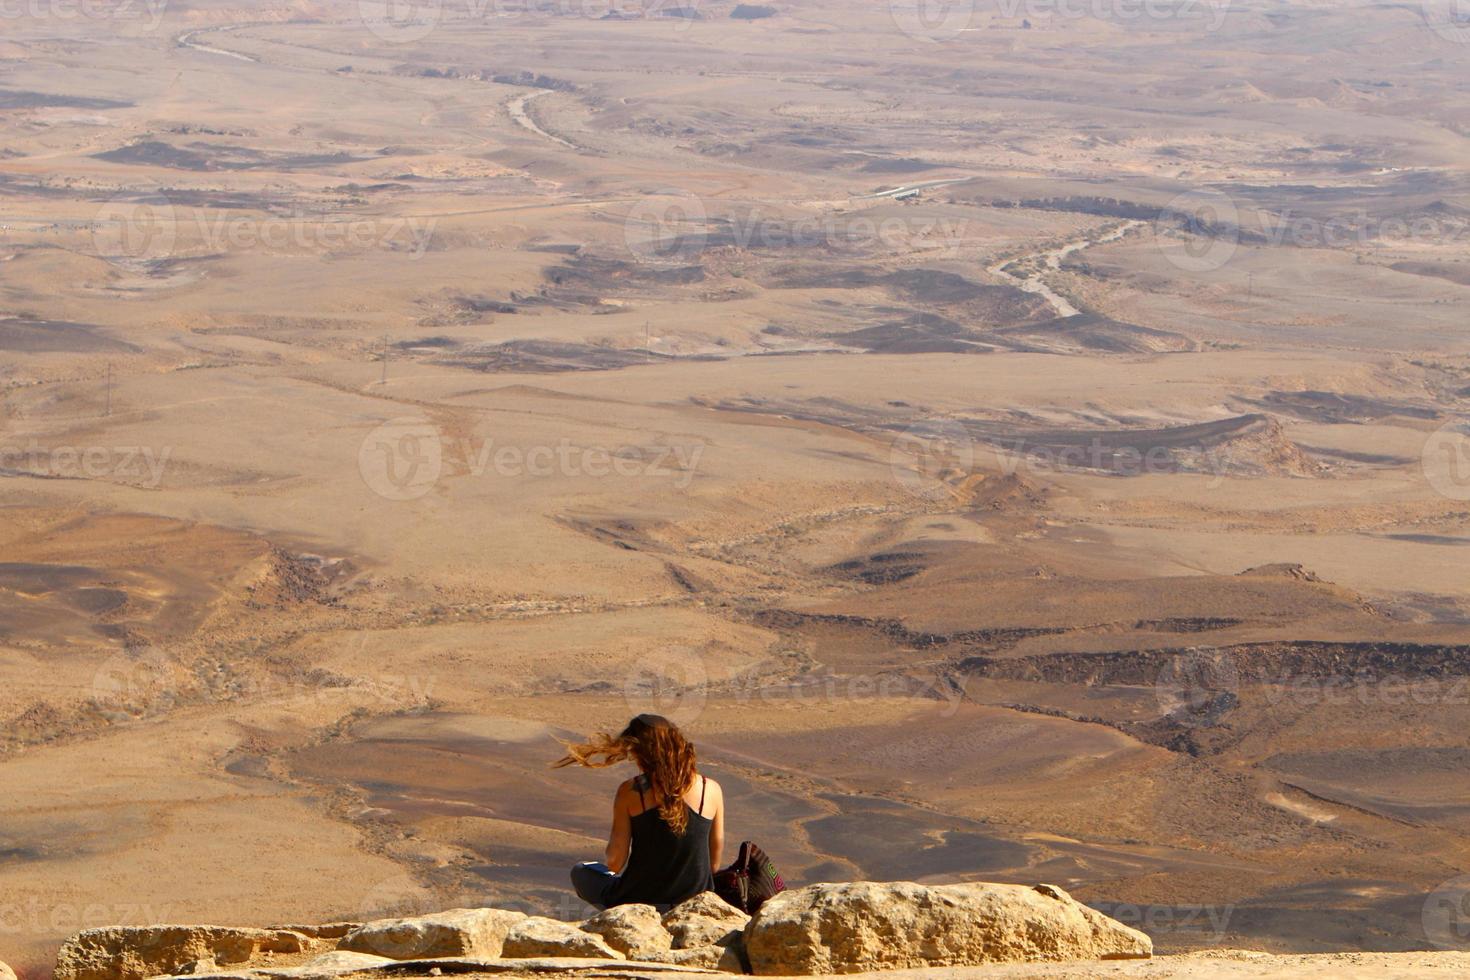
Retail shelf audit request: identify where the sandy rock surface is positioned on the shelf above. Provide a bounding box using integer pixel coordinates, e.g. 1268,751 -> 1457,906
339,909 -> 526,960
664,895 -> 750,951
55,927 -> 311,980
646,945 -> 747,974
744,882 -> 1151,975
502,918 -> 623,960
580,906 -> 673,960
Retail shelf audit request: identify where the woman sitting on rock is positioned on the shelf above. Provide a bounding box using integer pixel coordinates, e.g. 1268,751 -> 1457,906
556,713 -> 725,911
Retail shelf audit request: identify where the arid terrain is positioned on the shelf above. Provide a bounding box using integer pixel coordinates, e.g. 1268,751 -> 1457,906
4,0 -> 1470,976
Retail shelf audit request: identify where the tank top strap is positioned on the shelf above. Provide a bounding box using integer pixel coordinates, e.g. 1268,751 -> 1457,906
698,775 -> 706,816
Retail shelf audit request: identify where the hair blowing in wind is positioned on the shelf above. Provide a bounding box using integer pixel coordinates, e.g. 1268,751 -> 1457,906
555,714 -> 699,835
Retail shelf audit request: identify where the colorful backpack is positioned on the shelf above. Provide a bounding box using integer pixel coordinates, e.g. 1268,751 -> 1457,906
713,840 -> 786,915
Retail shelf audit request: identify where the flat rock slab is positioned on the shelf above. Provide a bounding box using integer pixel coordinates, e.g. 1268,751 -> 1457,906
153,958 -> 723,980
375,959 -> 721,975
341,911 -> 527,961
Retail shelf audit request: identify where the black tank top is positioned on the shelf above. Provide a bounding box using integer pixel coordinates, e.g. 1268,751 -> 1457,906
604,775 -> 715,910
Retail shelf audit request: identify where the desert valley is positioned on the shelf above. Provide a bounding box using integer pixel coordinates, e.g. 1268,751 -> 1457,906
4,0 -> 1470,976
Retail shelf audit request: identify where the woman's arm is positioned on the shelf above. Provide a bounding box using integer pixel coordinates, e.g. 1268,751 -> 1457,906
605,780 -> 634,873
707,779 -> 725,870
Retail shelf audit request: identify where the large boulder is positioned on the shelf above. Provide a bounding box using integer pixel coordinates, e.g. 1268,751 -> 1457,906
55,926 -> 309,980
743,881 -> 1152,975
579,905 -> 671,960
338,908 -> 525,960
662,893 -> 749,950
502,917 -> 623,959
1,959 -> 16,980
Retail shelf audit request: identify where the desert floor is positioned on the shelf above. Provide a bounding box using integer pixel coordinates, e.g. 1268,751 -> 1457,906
3,0 -> 1470,975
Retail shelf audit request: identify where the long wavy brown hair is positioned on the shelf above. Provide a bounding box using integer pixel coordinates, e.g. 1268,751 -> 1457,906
554,714 -> 700,835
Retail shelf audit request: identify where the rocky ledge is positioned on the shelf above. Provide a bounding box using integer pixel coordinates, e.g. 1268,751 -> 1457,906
30,882 -> 1150,980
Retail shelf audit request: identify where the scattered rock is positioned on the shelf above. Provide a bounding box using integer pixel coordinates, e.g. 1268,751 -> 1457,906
55,926 -> 310,980
1,960 -> 17,980
1239,563 -> 1323,582
579,905 -> 671,960
175,958 -> 217,975
743,881 -> 1152,975
662,893 -> 749,949
339,909 -> 525,960
502,918 -> 623,959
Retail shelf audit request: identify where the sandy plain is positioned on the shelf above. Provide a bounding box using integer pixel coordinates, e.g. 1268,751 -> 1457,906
3,0 -> 1470,976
